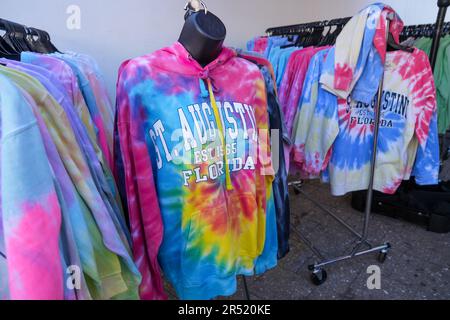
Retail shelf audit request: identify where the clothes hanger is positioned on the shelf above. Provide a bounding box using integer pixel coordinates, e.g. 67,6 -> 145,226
0,19 -> 21,60
0,20 -> 18,51
310,26 -> 324,46
27,28 -> 54,53
387,32 -> 414,52
301,28 -> 311,46
298,29 -> 309,47
41,29 -> 61,53
25,27 -> 49,53
385,15 -> 415,54
327,24 -> 343,45
322,25 -> 333,45
0,23 -> 10,52
10,21 -> 31,52
2,20 -> 31,52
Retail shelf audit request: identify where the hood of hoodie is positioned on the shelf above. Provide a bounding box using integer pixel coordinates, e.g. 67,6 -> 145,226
150,41 -> 237,79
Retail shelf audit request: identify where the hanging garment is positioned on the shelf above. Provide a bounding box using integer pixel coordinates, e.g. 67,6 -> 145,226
1,59 -> 140,300
253,37 -> 269,54
61,52 -> 115,154
247,37 -> 256,52
275,47 -> 299,89
45,54 -> 113,170
0,223 -> 8,300
0,74 -> 64,300
267,45 -> 296,89
65,51 -> 116,115
19,53 -> 123,211
113,108 -> 130,226
115,59 -> 166,301
116,42 -> 275,300
320,3 -> 404,104
279,47 -> 329,137
264,36 -> 293,58
18,87 -> 90,300
412,109 -> 440,186
260,66 -> 290,259
1,58 -> 130,247
279,46 -> 329,172
291,48 -> 337,179
20,53 -> 100,157
310,49 -> 437,196
0,65 -> 141,299
236,49 -> 291,259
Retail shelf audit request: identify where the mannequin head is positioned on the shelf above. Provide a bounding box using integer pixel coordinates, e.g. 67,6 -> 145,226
178,10 -> 227,66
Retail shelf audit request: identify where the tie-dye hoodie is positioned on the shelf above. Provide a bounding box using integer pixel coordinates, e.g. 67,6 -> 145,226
320,3 -> 405,104
331,49 -> 437,195
20,53 -> 100,159
0,74 -> 64,300
291,48 -> 337,179
0,65 -> 141,299
116,42 -> 275,300
298,48 -> 436,196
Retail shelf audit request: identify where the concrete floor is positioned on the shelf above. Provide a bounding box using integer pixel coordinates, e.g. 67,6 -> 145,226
166,162 -> 450,300
227,180 -> 450,300
228,156 -> 450,300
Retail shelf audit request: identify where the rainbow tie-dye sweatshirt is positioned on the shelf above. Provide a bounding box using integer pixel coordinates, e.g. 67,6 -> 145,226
116,42 -> 276,300
0,74 -> 64,300
330,49 -> 437,195
292,4 -> 438,195
293,48 -> 437,196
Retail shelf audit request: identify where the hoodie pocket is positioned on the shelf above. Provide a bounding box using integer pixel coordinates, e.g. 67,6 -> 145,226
226,192 -> 262,261
181,204 -> 236,287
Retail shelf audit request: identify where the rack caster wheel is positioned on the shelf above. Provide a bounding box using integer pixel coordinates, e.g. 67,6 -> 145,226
294,188 -> 301,195
311,269 -> 327,286
378,245 -> 391,264
378,251 -> 387,263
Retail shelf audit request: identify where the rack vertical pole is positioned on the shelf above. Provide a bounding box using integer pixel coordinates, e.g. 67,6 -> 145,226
242,276 -> 251,300
359,14 -> 392,246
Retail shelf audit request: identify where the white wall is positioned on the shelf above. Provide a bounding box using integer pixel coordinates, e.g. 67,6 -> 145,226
1,0 -> 446,98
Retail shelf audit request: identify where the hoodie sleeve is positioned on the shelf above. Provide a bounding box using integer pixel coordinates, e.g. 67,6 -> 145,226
116,61 -> 166,300
320,7 -> 371,96
410,50 -> 437,151
410,50 -> 439,185
320,4 -> 404,104
1,75 -> 64,300
251,67 -> 278,275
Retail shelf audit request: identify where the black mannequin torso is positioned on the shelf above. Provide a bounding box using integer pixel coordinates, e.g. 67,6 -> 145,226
178,10 -> 227,67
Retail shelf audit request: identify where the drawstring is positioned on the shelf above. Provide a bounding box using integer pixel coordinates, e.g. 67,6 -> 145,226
206,78 -> 233,191
199,79 -> 209,98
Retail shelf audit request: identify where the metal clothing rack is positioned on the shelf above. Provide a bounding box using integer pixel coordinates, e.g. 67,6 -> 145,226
265,17 -> 352,36
265,14 -> 398,285
400,22 -> 450,42
430,0 -> 450,70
